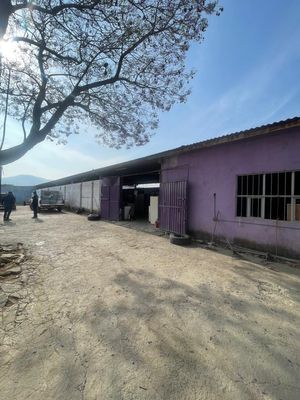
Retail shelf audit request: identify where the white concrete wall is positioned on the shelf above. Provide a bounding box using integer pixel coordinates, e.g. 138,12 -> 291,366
44,179 -> 101,212
82,181 -> 92,210
64,185 -> 72,207
92,180 -> 101,212
68,183 -> 82,208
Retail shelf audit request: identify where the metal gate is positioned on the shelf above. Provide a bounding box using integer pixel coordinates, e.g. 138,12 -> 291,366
101,176 -> 120,220
159,180 -> 187,235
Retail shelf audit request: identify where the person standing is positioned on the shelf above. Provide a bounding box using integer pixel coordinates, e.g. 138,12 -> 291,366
31,190 -> 39,219
3,191 -> 16,222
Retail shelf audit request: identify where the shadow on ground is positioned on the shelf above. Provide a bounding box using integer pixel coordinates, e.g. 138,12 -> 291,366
11,264 -> 300,399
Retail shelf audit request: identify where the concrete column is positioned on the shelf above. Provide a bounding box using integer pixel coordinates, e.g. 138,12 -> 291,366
80,183 -> 82,208
91,181 -> 94,212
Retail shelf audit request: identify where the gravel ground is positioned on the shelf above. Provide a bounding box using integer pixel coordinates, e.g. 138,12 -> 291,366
0,206 -> 300,400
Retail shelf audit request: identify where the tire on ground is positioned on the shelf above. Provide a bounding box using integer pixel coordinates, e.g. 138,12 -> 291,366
170,233 -> 191,246
88,213 -> 101,221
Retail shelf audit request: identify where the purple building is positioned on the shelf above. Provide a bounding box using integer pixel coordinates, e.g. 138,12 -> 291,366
161,118 -> 300,258
37,117 -> 300,258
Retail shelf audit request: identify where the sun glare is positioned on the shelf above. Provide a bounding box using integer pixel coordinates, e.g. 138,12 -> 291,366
0,39 -> 19,62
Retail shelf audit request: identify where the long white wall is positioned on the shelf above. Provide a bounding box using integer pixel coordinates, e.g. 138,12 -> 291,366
45,179 -> 101,213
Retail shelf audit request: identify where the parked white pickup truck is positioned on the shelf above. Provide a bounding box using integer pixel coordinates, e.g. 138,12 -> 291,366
36,189 -> 64,212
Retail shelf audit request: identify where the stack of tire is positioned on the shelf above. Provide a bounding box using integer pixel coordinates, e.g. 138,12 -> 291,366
169,233 -> 191,246
87,214 -> 101,221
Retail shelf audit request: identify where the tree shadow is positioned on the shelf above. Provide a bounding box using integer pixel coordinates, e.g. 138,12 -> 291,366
84,268 -> 299,398
6,265 -> 300,399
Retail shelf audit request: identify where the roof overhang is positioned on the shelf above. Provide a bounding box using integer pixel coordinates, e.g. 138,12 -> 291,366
36,116 -> 300,189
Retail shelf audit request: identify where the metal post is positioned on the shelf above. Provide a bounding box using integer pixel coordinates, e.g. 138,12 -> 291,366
91,181 -> 94,212
0,165 -> 3,213
213,192 -> 216,219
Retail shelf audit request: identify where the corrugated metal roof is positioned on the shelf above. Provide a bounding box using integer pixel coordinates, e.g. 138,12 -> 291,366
36,116 -> 300,188
163,116 -> 300,154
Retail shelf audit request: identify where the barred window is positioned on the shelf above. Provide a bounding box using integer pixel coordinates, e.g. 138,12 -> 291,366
236,171 -> 300,221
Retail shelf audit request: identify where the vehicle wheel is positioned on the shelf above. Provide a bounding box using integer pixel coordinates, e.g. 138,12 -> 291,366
88,213 -> 101,221
57,208 -> 62,212
170,233 -> 191,246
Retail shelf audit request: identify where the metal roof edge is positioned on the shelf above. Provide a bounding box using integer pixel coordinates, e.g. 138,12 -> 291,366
35,116 -> 300,189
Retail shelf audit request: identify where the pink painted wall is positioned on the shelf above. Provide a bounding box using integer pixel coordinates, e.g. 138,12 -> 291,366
162,126 -> 300,258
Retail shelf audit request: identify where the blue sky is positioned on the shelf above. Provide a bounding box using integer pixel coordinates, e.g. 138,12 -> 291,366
3,0 -> 300,180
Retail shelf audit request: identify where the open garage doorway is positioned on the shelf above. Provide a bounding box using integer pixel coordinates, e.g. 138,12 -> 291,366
121,172 -> 160,224
122,183 -> 160,222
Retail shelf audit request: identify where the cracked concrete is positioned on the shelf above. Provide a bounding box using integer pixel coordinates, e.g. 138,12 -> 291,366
0,206 -> 300,400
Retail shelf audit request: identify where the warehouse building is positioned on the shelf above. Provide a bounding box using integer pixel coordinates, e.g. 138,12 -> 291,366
36,117 -> 300,258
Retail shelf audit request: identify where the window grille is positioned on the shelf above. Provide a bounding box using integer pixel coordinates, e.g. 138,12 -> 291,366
236,171 -> 300,221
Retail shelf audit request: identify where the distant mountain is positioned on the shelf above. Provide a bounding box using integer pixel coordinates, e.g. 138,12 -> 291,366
1,175 -> 49,186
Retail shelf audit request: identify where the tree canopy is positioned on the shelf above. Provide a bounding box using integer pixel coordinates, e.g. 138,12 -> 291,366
0,0 -> 222,165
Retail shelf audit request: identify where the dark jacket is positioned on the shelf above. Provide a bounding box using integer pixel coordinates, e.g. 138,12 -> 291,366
32,193 -> 39,208
3,193 -> 15,209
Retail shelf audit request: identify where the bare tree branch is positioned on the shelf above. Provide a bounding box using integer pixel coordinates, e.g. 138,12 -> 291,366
0,0 -> 221,165
12,37 -> 81,64
13,1 -> 103,15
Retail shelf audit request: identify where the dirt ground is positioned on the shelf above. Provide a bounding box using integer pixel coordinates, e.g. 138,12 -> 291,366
0,207 -> 300,400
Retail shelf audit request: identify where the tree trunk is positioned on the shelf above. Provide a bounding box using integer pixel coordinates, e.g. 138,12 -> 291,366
0,0 -> 13,39
0,132 -> 45,165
